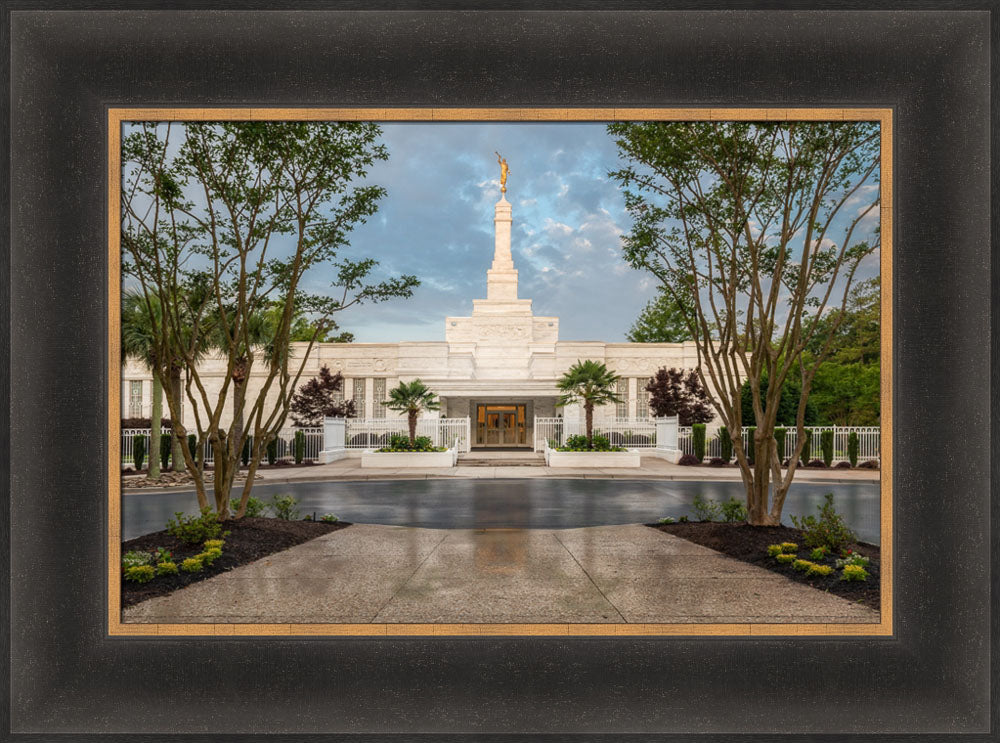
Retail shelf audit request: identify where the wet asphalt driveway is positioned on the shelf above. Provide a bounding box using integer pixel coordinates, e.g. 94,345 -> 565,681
123,478 -> 880,544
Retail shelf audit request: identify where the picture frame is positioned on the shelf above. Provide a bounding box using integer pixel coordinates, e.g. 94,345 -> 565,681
5,3 -> 994,738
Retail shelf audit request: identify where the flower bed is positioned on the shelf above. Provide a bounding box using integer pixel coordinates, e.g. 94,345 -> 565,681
545,442 -> 640,468
122,515 -> 349,607
648,520 -> 880,610
361,446 -> 457,468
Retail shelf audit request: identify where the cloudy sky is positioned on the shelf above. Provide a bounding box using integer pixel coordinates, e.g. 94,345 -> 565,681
325,123 -> 653,343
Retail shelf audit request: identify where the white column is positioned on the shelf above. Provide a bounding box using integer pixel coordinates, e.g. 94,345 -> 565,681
656,415 -> 682,463
319,417 -> 348,463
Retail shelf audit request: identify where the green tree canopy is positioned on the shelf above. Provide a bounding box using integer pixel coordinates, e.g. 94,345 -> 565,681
626,288 -> 692,343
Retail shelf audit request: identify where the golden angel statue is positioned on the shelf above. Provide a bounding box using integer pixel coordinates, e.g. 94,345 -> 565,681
495,151 -> 510,193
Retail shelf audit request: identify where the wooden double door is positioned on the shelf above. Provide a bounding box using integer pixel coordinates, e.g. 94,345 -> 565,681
475,404 -> 528,447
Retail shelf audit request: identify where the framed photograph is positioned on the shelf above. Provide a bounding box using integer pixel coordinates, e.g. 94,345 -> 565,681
6,4 -> 994,739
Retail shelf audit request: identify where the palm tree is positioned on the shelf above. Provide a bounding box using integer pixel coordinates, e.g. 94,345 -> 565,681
556,360 -> 623,449
382,379 -> 440,445
122,290 -> 164,478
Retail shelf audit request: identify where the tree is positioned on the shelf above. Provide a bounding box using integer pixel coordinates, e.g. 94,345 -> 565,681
555,360 -> 623,448
122,290 -> 163,479
805,276 -> 880,425
626,288 -> 692,343
645,367 -> 715,425
610,120 -> 880,525
739,370 -> 818,427
121,121 -> 419,519
382,380 -> 440,444
290,365 -> 357,426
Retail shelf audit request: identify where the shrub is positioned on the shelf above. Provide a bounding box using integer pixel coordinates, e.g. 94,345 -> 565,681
834,461 -> 852,469
807,458 -> 828,468
717,426 -> 732,463
187,433 -> 198,461
720,497 -> 747,523
132,434 -> 146,471
678,453 -> 700,466
780,542 -> 798,553
197,548 -> 223,566
678,515 -> 689,523
270,493 -> 299,520
124,565 -> 155,583
774,427 -> 787,462
806,563 -> 833,577
835,551 -> 870,569
799,428 -> 812,464
848,431 -> 860,467
858,459 -> 879,469
266,437 -> 278,465
692,493 -> 722,522
691,423 -> 706,462
809,546 -> 829,561
766,544 -> 784,557
152,546 -> 173,564
790,493 -> 856,551
122,550 -> 153,569
775,553 -> 795,564
708,457 -> 726,466
320,513 -> 339,523
294,430 -> 306,464
243,496 -> 266,518
160,434 -> 172,470
746,426 -> 756,465
379,433 -> 447,453
792,559 -> 813,572
841,564 -> 869,582
821,430 -> 834,467
180,557 -> 203,573
203,539 -> 225,550
242,436 -> 251,466
156,561 -> 178,576
658,517 -> 676,525
166,507 -> 223,545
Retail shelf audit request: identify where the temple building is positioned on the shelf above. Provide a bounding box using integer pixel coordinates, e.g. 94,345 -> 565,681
122,186 -> 704,449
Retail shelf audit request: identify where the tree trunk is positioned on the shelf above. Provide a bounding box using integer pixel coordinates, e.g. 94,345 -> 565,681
232,380 -> 245,470
212,434 -> 237,519
148,375 -> 162,479
408,410 -> 417,445
169,365 -> 184,471
585,402 -> 594,448
745,429 -> 780,525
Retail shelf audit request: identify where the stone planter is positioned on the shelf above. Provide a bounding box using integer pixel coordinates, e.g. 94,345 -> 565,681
544,446 -> 641,468
360,447 -> 458,469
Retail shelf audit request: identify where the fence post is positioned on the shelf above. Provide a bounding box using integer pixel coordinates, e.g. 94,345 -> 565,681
319,417 -> 348,463
655,416 -> 682,463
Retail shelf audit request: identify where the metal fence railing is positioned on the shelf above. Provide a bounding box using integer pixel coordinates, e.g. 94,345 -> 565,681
344,417 -> 471,453
120,427 -> 325,467
678,425 -> 881,464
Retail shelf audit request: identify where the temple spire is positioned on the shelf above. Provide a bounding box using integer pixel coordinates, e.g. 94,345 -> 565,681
486,195 -> 517,300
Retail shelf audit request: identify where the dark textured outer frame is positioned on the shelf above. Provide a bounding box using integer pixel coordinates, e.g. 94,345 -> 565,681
3,3 -> 993,740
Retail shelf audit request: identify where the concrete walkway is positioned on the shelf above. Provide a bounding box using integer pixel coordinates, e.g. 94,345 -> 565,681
123,523 -> 879,625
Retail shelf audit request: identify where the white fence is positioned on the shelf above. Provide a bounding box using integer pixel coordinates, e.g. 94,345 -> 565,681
678,425 -> 881,463
121,427 -> 325,467
533,417 -> 659,451
344,417 -> 472,453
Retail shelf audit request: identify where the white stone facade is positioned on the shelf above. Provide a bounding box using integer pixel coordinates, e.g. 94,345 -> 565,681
122,195 -> 707,448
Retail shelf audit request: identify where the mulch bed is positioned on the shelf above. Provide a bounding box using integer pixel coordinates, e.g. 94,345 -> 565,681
648,521 -> 880,610
122,517 -> 350,607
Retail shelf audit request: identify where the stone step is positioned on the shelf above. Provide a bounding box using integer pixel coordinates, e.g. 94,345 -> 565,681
458,457 -> 545,467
